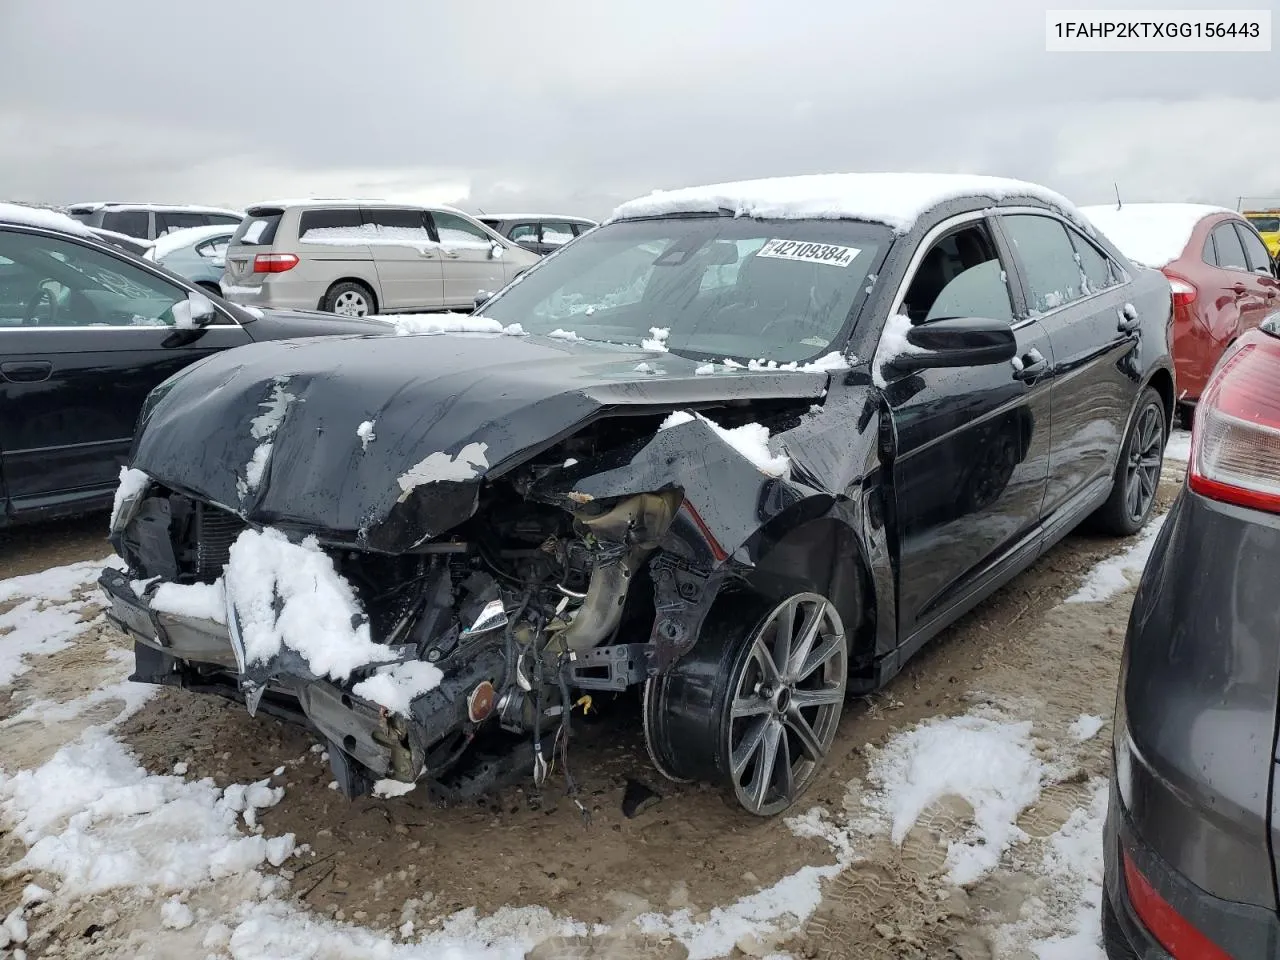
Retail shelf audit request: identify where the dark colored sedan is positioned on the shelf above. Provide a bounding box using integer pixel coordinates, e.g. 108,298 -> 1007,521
477,214 -> 596,256
100,174 -> 1174,814
0,207 -> 393,527
1104,315 -> 1280,958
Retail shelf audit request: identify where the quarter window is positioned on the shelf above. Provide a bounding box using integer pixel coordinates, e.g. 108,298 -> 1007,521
1210,223 -> 1248,271
1002,215 -> 1086,313
1066,228 -> 1118,295
0,230 -> 187,328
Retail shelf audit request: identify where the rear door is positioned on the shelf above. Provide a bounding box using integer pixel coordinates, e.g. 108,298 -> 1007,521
997,212 -> 1135,528
222,207 -> 285,295
362,207 -> 444,311
888,215 -> 1054,639
0,228 -> 251,520
429,211 -> 506,307
539,221 -> 578,256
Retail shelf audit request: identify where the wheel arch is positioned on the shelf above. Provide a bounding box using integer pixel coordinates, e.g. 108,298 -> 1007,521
1143,365 -> 1175,429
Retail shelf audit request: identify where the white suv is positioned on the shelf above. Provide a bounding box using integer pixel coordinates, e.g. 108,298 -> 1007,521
219,200 -> 540,316
65,203 -> 244,240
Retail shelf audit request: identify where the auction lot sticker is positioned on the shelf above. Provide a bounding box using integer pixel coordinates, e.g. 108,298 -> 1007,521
756,239 -> 860,267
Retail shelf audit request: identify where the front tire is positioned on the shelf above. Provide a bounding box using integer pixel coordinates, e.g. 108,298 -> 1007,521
322,281 -> 376,318
644,592 -> 848,816
1093,386 -> 1165,536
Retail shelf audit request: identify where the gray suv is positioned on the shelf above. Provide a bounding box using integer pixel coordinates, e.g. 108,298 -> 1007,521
220,201 -> 540,316
478,214 -> 597,256
65,203 -> 244,240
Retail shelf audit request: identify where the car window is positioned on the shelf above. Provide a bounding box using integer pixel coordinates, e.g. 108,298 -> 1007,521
206,214 -> 242,227
1247,216 -> 1279,233
1002,214 -> 1086,313
100,210 -> 150,238
298,208 -> 364,241
1211,223 -> 1248,271
508,223 -> 538,243
431,212 -> 494,249
541,222 -> 577,248
231,212 -> 282,247
196,237 -> 230,259
1236,223 -> 1273,273
361,207 -> 431,242
0,230 -> 187,328
156,212 -> 210,236
699,238 -> 768,292
903,223 -> 1014,324
572,223 -> 595,236
1066,227 -> 1119,295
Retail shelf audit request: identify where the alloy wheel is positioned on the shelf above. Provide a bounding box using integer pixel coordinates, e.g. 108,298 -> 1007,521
1124,402 -> 1163,523
334,290 -> 369,317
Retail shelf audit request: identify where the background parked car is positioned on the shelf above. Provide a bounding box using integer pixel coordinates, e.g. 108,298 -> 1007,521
87,227 -> 152,256
1103,315 -> 1280,959
1243,206 -> 1280,259
1081,203 -> 1279,427
65,202 -> 243,240
477,214 -> 597,256
220,200 -> 540,317
142,223 -> 238,297
0,203 -> 391,527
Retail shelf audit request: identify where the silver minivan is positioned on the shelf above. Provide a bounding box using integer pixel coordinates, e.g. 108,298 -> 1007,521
219,200 -> 540,316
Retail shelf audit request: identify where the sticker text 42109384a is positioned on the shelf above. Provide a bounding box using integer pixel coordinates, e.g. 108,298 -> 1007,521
755,238 -> 860,267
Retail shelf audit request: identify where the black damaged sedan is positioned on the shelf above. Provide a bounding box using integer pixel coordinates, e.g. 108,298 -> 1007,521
101,174 -> 1174,815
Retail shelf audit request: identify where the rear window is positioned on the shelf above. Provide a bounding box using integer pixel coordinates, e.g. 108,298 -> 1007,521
231,210 -> 283,246
1248,216 -> 1280,233
101,210 -> 150,238
67,211 -> 95,225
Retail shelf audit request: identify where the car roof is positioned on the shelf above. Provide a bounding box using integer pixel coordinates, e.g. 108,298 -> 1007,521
0,201 -> 97,237
147,224 -> 239,260
246,198 -> 463,212
608,172 -> 1086,235
480,213 -> 597,223
1079,203 -> 1240,268
66,201 -> 243,217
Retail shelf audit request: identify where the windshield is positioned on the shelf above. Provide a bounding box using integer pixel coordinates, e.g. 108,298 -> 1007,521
479,216 -> 888,362
1247,216 -> 1280,233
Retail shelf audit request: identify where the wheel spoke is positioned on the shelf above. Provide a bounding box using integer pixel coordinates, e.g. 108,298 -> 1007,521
776,732 -> 795,800
731,716 -> 769,777
772,599 -> 796,676
752,635 -> 782,684
746,720 -> 783,810
786,601 -> 826,679
785,706 -> 826,762
796,630 -> 844,682
790,684 -> 845,710
731,694 -> 772,719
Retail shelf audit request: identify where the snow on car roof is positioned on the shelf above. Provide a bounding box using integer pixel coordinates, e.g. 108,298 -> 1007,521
246,198 -> 456,211
67,201 -> 243,217
609,173 -> 1085,234
147,224 -> 238,261
1079,203 -> 1237,268
0,202 -> 95,236
480,213 -> 597,223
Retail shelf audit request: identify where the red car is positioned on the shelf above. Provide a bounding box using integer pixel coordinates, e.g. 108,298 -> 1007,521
1082,203 -> 1279,427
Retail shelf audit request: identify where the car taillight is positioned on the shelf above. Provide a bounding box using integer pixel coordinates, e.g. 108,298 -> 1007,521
1122,851 -> 1231,959
1188,336 -> 1280,512
253,253 -> 298,273
1163,272 -> 1197,308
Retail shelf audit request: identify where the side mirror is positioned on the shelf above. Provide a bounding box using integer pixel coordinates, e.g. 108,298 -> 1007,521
489,242 -> 504,260
888,316 -> 1016,372
172,291 -> 216,330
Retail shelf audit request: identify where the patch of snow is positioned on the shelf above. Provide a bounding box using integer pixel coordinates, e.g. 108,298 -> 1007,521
1066,515 -> 1166,603
301,224 -> 436,247
0,202 -> 94,236
372,779 -> 418,799
397,441 -> 489,494
150,580 -> 227,624
563,458 -> 578,467
240,304 -> 266,319
862,713 -> 1044,886
1080,203 -> 1233,268
237,377 -> 296,500
634,362 -> 655,373
642,326 -> 671,352
548,328 -> 584,341
695,363 -> 715,375
147,224 -> 237,262
224,527 -> 392,682
1165,428 -> 1191,464
872,313 -> 926,389
660,411 -> 789,478
161,896 -> 194,930
391,312 -> 526,337
1068,715 -> 1105,742
357,420 -> 376,451
351,660 -> 444,717
611,173 -> 1087,235
110,467 -> 150,530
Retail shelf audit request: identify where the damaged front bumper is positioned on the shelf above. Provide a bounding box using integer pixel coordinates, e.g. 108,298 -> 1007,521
99,567 -> 503,797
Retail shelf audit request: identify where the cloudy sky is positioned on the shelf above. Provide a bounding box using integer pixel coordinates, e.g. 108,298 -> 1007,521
1,0 -> 1275,219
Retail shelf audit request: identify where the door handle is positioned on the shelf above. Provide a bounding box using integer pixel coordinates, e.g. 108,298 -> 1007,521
1013,348 -> 1047,382
1117,305 -> 1141,333
0,361 -> 53,383
441,248 -> 460,258
1232,282 -> 1248,297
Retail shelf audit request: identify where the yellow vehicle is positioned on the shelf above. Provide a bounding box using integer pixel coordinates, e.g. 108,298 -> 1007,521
1244,208 -> 1280,258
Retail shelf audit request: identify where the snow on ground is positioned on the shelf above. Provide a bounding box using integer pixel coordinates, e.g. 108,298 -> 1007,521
1065,515 -> 1166,604
1165,428 -> 1191,464
0,557 -> 121,686
660,411 -> 790,477
859,711 -> 1045,885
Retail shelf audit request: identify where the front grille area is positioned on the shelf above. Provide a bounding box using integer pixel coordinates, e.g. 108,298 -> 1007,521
193,501 -> 247,581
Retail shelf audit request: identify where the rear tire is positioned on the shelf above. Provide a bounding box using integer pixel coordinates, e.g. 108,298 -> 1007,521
1093,386 -> 1165,536
1175,403 -> 1195,432
322,281 -> 376,317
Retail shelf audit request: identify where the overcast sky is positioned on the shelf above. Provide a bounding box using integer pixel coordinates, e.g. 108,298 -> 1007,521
1,0 -> 1276,219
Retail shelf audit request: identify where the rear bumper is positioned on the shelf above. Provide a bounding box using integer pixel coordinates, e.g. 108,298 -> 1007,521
1103,779 -> 1280,959
220,277 -> 323,312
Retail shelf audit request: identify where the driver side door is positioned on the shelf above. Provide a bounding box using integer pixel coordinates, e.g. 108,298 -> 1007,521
883,215 -> 1054,648
428,211 -> 508,308
0,227 -> 251,522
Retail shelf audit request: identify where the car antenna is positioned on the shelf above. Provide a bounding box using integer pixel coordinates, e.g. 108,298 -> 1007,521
1114,183 -> 1122,211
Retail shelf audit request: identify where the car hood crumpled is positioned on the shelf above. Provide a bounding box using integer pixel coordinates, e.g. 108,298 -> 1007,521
129,331 -> 831,552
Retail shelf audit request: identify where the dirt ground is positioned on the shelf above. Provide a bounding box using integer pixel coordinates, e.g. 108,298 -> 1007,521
0,456 -> 1186,960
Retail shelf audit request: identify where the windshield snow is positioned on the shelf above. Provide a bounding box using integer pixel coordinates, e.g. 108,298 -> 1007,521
480,216 -> 887,362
